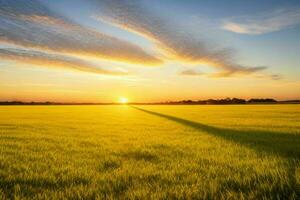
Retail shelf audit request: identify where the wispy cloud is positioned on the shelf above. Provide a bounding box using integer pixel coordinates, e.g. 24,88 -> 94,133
254,73 -> 283,80
180,66 -> 268,78
270,74 -> 283,80
211,66 -> 267,77
0,0 -> 162,66
93,0 -> 267,76
0,48 -> 127,75
222,8 -> 300,35
180,69 -> 203,76
0,0 -> 278,79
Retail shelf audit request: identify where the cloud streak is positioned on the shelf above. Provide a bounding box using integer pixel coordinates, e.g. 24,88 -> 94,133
180,69 -> 203,76
0,0 -> 162,66
0,48 -> 127,75
93,0 -> 267,76
180,66 -> 267,78
222,8 -> 300,35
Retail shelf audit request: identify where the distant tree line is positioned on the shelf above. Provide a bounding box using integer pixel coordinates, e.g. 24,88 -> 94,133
0,98 -> 299,105
0,101 -> 113,105
0,101 -> 51,105
247,98 -> 277,103
157,98 -> 278,105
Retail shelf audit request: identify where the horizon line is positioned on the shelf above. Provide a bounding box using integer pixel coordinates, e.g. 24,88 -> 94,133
1,98 -> 300,105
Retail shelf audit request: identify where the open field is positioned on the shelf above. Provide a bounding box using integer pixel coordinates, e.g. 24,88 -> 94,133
0,105 -> 299,199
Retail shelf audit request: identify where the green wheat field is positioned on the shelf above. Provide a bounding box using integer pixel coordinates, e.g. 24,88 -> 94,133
0,105 -> 299,199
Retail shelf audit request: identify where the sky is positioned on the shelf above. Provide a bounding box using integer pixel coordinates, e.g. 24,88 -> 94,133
0,0 -> 299,103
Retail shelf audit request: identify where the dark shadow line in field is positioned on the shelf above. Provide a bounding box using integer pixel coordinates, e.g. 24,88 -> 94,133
131,106 -> 300,160
131,106 -> 300,196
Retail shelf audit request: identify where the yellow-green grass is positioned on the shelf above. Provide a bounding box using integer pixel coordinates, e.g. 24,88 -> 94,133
0,105 -> 299,199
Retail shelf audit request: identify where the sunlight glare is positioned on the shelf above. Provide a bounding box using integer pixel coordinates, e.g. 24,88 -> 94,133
119,97 -> 129,104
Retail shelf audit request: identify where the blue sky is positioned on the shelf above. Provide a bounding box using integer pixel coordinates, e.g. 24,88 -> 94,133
0,0 -> 299,102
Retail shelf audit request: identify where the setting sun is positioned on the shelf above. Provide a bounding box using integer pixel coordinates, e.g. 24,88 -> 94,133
119,97 -> 129,104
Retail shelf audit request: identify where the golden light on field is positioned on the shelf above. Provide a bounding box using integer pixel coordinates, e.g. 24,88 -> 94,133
119,97 -> 129,104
